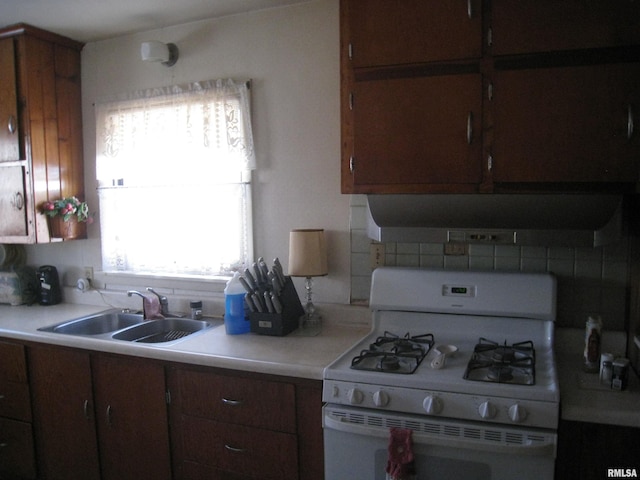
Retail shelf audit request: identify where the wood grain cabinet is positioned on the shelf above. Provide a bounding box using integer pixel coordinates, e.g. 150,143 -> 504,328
0,340 -> 36,480
28,345 -> 171,480
341,0 -> 640,194
168,366 -> 324,480
0,24 -> 84,243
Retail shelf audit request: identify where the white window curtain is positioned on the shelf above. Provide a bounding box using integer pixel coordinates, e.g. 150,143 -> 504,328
95,79 -> 255,276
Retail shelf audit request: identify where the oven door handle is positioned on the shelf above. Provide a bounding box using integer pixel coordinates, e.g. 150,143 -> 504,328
324,412 -> 556,457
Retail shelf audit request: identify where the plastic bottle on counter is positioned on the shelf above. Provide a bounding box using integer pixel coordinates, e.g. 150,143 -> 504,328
583,315 -> 602,373
190,300 -> 203,320
224,272 -> 251,335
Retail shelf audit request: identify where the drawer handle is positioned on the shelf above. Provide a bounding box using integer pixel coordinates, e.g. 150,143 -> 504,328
467,112 -> 473,144
7,115 -> 16,134
222,398 -> 243,406
0,395 -> 5,400
628,104 -> 634,140
83,400 -> 91,420
13,192 -> 24,210
106,405 -> 113,426
224,444 -> 246,453
0,442 -> 7,448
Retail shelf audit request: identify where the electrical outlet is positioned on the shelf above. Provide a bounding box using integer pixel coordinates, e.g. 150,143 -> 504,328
444,243 -> 467,256
370,243 -> 385,269
83,266 -> 94,283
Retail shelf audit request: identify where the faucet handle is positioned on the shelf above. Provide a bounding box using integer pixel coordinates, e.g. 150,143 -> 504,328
146,287 -> 169,314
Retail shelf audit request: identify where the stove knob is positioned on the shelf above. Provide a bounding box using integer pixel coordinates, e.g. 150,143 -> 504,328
508,403 -> 527,423
347,388 -> 364,405
478,401 -> 497,419
373,390 -> 390,407
423,395 -> 443,415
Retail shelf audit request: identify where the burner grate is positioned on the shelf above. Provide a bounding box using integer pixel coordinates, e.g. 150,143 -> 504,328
464,338 -> 536,385
350,331 -> 434,374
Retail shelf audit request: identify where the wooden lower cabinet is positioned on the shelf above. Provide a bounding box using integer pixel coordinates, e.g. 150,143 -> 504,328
1,338 -> 323,480
0,340 -> 36,480
168,365 -> 324,480
28,345 -> 171,480
556,419 -> 640,480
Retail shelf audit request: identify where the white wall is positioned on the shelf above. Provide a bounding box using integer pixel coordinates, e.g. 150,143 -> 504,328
25,0 -> 351,307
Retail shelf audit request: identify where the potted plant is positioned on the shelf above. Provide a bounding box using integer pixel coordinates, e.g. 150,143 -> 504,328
40,196 -> 93,239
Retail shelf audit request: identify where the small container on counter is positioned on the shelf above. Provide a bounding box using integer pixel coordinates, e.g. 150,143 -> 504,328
583,315 -> 602,373
599,352 -> 614,385
611,357 -> 630,391
190,300 -> 203,320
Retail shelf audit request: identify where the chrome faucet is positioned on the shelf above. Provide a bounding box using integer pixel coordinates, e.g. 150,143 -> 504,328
127,290 -> 147,315
146,287 -> 170,316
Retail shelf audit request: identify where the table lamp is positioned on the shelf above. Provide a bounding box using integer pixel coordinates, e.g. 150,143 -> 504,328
288,229 -> 328,328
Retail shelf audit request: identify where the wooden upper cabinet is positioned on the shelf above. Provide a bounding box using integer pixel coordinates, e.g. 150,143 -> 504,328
491,0 -> 640,56
350,73 -> 482,191
492,63 -> 640,185
346,0 -> 482,68
0,24 -> 84,243
0,38 -> 20,162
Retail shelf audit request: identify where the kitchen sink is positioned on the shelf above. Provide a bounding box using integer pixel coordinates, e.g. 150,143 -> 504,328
39,310 -> 145,335
111,318 -> 212,343
39,310 -> 216,344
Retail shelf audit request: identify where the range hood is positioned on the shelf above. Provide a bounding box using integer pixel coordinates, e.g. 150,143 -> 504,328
366,194 -> 624,247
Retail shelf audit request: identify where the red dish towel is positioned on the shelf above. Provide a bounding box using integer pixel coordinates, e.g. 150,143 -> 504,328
386,427 -> 415,480
143,295 -> 164,320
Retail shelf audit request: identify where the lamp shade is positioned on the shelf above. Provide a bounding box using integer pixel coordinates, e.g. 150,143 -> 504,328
288,229 -> 328,277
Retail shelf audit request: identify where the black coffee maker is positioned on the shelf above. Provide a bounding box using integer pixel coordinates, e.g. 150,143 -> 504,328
38,265 -> 62,305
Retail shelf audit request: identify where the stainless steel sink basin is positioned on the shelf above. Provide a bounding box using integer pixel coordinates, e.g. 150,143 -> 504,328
111,318 -> 212,343
39,310 -> 144,335
39,310 -> 216,344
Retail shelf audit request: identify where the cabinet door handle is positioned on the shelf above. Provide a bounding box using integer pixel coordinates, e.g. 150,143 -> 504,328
13,192 -> 24,210
467,0 -> 473,19
7,115 -> 16,134
628,104 -> 634,140
224,444 -> 246,453
222,398 -> 243,406
106,405 -> 113,426
83,400 -> 90,420
467,112 -> 473,144
0,442 -> 8,448
0,394 -> 5,400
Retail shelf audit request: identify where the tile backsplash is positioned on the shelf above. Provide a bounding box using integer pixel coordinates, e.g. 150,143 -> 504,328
349,195 -> 629,330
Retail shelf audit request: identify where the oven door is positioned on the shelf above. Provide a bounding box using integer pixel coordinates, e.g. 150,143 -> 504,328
323,405 -> 557,480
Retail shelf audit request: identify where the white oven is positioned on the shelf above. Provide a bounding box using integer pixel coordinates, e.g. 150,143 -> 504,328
322,268 -> 559,480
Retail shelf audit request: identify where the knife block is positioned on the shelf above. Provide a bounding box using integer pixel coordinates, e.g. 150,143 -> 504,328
249,276 -> 304,336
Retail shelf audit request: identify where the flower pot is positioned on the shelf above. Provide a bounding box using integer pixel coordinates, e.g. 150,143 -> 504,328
48,216 -> 87,240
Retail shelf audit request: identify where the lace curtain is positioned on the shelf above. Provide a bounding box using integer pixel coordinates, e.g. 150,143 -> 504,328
95,79 -> 255,276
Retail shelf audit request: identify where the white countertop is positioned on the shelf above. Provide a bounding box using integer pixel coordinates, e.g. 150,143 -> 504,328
556,328 -> 640,428
2,305 -> 638,427
0,302 -> 371,381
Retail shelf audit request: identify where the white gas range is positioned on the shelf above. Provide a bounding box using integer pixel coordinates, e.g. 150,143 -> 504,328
322,267 -> 559,480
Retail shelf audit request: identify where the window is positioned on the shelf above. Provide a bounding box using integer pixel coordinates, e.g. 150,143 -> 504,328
95,79 -> 255,277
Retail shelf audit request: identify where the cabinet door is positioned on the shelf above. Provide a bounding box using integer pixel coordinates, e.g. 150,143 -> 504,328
92,354 -> 171,480
0,166 -> 28,237
492,0 -> 640,56
0,38 -> 20,162
346,0 -> 482,68
177,369 -> 296,433
29,345 -> 101,480
350,74 -> 482,191
0,418 -> 36,479
181,417 -> 298,480
492,63 -> 640,185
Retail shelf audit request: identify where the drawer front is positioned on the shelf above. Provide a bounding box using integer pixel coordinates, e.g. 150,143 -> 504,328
0,417 -> 37,479
0,341 -> 27,383
181,416 -> 298,480
0,381 -> 31,421
178,369 -> 296,432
